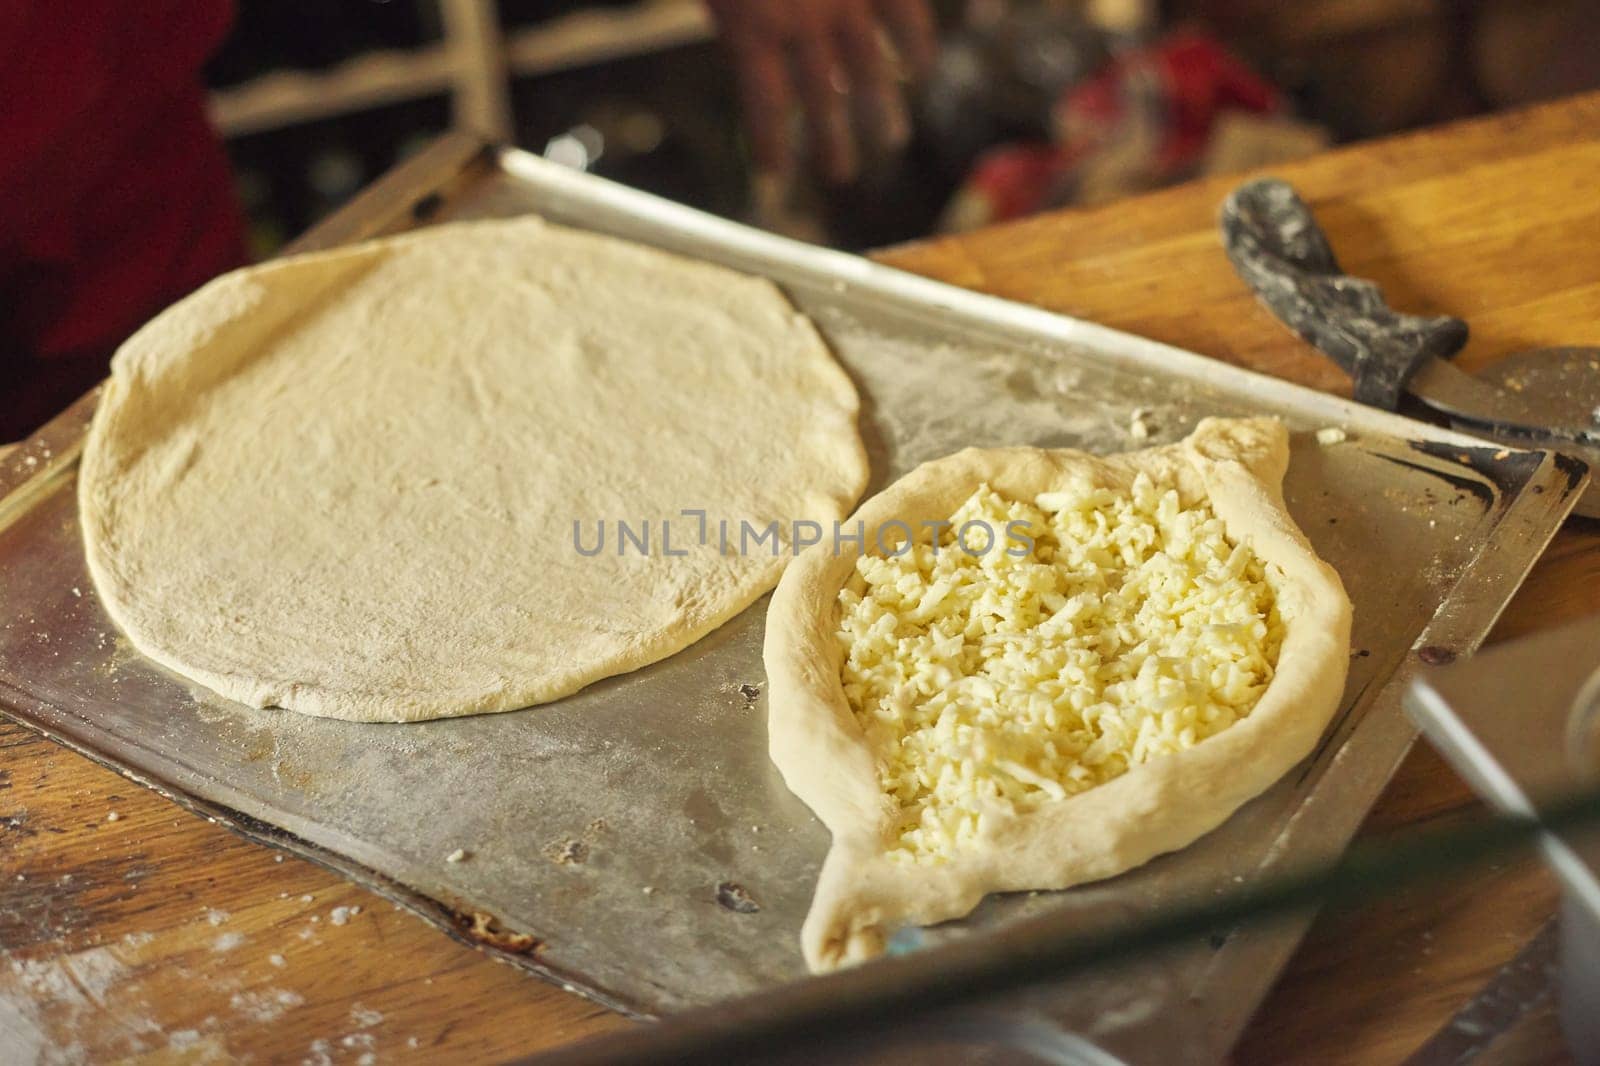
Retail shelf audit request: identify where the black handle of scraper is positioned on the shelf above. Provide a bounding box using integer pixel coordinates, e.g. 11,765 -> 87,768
1220,178 -> 1470,411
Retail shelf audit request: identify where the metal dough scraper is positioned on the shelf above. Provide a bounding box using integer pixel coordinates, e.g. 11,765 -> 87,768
1221,178 -> 1600,517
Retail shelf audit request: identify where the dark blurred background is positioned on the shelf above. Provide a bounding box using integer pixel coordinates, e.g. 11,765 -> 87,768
209,0 -> 1600,255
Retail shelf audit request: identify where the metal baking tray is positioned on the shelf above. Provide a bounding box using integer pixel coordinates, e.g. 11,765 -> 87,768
0,133 -> 1585,1062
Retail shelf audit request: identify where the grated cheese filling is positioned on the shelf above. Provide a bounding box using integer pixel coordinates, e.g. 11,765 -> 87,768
837,474 -> 1285,863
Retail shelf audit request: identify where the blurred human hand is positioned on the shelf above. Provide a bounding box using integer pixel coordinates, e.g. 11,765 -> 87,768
705,0 -> 937,184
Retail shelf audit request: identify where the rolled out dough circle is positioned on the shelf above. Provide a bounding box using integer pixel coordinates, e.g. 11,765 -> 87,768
80,217 -> 868,722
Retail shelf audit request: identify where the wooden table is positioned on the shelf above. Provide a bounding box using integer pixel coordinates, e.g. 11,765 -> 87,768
5,91 -> 1600,1065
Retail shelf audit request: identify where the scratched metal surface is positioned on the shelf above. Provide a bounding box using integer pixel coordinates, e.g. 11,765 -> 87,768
0,136 -> 1584,1060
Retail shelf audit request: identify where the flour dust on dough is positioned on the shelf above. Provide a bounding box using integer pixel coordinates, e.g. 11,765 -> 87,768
763,418 -> 1352,971
81,217 -> 869,723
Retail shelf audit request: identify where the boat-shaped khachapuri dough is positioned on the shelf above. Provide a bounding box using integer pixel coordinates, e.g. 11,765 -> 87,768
763,416 -> 1353,971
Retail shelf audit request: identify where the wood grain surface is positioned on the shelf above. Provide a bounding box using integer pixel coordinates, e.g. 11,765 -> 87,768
5,91 -> 1600,1064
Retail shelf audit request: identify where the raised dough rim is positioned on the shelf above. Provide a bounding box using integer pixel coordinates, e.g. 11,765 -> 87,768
763,417 -> 1354,970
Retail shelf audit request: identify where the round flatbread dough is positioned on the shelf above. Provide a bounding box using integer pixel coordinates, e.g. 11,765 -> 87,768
81,217 -> 868,723
763,417 -> 1351,971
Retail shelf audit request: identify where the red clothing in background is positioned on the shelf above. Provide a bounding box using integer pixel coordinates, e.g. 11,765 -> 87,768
0,2 -> 248,440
